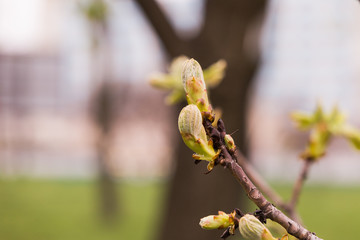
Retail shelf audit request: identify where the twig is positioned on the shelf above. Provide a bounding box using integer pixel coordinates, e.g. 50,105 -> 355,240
289,159 -> 312,217
213,120 -> 288,211
233,150 -> 289,211
234,150 -> 303,224
206,119 -> 323,240
224,156 -> 321,240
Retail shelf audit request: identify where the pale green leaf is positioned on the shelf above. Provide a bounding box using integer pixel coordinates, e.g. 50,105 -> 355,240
338,125 -> 360,150
165,90 -> 185,105
203,59 -> 227,88
290,112 -> 314,130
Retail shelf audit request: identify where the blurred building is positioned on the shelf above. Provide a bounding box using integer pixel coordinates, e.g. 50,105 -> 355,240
0,0 -> 173,178
0,0 -> 360,183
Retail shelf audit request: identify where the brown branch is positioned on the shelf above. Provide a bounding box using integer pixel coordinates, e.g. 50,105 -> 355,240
134,0 -> 189,57
205,119 -> 323,240
224,157 -> 321,240
234,150 -> 289,211
289,159 -> 312,216
234,150 -> 303,224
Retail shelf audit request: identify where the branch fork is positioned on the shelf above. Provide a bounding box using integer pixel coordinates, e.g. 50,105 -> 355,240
203,118 -> 323,240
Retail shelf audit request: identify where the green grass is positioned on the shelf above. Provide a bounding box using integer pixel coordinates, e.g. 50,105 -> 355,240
273,184 -> 360,239
0,179 -> 359,240
0,179 -> 165,240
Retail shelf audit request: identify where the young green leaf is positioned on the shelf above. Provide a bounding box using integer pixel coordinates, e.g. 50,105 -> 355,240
203,59 -> 227,88
292,104 -> 360,161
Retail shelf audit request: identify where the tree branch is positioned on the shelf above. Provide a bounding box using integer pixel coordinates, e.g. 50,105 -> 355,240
205,119 -> 323,240
233,150 -> 289,211
234,150 -> 303,224
289,159 -> 312,215
225,158 -> 320,240
135,0 -> 188,57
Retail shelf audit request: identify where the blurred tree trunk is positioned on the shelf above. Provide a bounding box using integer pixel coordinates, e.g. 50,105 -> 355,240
136,0 -> 267,239
86,3 -> 120,222
92,83 -> 119,222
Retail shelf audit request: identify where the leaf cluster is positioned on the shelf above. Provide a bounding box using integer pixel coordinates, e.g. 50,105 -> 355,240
149,56 -> 226,105
291,105 -> 360,160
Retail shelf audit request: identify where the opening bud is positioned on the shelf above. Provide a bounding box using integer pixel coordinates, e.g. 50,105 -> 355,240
199,211 -> 234,230
178,104 -> 220,163
224,134 -> 236,152
181,59 -> 212,116
238,214 -> 276,240
182,58 -> 205,92
300,126 -> 330,160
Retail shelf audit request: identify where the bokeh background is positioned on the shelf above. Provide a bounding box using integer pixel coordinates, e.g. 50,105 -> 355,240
0,0 -> 360,240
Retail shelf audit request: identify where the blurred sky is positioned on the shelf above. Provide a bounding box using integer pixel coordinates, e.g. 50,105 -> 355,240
0,0 -> 360,183
251,0 -> 360,183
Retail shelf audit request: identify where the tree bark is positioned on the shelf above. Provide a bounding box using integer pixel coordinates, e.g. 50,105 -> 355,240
136,1 -> 267,239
